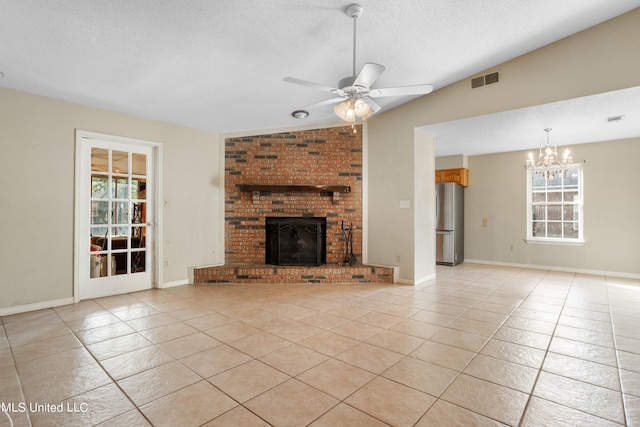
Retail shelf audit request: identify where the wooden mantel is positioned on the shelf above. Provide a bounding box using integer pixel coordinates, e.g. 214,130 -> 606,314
238,184 -> 350,204
239,184 -> 350,194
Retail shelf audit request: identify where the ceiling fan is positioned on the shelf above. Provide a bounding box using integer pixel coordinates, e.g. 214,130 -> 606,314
284,3 -> 433,125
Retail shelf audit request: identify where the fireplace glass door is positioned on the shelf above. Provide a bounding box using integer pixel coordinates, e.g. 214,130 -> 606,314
265,217 -> 326,266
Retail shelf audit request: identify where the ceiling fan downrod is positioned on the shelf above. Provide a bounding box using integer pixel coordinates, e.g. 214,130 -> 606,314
346,4 -> 363,79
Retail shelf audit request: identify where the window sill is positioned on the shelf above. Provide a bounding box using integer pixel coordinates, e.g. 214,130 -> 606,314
525,238 -> 585,246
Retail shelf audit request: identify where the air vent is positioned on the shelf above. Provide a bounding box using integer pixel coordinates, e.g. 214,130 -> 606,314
471,71 -> 500,89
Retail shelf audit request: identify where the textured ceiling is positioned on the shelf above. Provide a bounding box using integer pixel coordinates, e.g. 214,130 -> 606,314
426,86 -> 640,157
1,1 -> 639,154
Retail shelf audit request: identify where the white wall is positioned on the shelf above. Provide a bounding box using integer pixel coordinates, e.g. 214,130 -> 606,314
413,130 -> 436,285
0,88 -> 223,312
466,139 -> 640,275
366,8 -> 640,282
435,155 -> 468,170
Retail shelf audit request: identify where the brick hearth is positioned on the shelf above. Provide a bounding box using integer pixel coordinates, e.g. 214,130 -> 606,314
193,125 -> 395,285
193,264 -> 396,284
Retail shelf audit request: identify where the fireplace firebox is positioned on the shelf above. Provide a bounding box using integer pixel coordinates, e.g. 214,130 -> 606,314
265,217 -> 326,266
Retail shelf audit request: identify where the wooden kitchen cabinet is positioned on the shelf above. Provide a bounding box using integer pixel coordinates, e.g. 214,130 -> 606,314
435,168 -> 468,187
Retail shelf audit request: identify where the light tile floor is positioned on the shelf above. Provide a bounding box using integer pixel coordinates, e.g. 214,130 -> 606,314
2,264 -> 640,426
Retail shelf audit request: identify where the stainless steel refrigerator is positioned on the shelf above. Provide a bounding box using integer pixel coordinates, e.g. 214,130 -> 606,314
436,182 -> 464,265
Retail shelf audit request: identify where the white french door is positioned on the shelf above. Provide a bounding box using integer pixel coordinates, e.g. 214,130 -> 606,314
77,134 -> 156,299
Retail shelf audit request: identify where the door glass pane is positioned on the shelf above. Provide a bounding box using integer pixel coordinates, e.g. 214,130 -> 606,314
112,178 -> 130,199
110,229 -> 128,276
113,202 -> 130,226
136,179 -> 147,200
91,201 -> 109,224
131,251 -> 146,273
132,227 -> 146,246
91,231 -> 109,250
91,148 -> 109,172
132,153 -> 147,176
132,203 -> 145,225
91,176 -> 109,198
112,151 -> 129,174
100,254 -> 115,277
114,255 -> 127,275
90,250 -> 102,278
110,229 -> 129,248
91,227 -> 108,242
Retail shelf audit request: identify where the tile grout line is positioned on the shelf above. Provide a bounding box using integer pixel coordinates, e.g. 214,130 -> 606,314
427,270 -> 549,427
607,277 -> 629,427
1,319 -> 33,427
516,270 -> 574,427
51,301 -> 158,427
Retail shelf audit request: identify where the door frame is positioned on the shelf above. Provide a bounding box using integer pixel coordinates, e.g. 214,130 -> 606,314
73,130 -> 163,302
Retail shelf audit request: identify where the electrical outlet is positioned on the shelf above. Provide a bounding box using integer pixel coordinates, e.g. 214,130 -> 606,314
164,198 -> 170,207
164,260 -> 169,268
396,255 -> 401,263
509,244 -> 515,252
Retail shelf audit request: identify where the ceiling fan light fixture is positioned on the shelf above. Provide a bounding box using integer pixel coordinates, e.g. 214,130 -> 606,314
334,100 -> 356,122
354,99 -> 374,119
334,98 -> 375,123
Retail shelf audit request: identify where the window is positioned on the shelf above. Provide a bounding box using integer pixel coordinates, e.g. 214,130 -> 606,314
527,164 -> 583,243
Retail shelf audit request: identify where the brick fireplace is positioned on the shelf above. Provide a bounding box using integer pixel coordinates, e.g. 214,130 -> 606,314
225,125 -> 362,264
193,125 -> 394,284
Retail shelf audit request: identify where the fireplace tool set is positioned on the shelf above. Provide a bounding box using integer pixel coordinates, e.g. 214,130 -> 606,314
342,221 -> 357,266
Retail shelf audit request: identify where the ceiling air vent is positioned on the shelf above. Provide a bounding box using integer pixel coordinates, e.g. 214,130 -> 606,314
471,71 -> 499,89
607,115 -> 624,123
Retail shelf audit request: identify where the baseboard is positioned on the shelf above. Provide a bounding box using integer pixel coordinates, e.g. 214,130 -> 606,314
158,279 -> 190,289
0,297 -> 75,317
464,259 -> 640,280
394,272 -> 436,287
414,273 -> 437,288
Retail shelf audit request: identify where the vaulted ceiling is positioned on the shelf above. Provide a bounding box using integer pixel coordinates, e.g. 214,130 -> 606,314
1,1 -> 639,154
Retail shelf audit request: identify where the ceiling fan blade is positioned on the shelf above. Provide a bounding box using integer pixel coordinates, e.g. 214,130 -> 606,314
302,97 -> 345,110
365,98 -> 382,113
353,63 -> 385,88
369,84 -> 434,98
283,77 -> 338,94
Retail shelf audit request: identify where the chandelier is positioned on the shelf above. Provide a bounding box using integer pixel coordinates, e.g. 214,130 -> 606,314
525,128 -> 573,179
